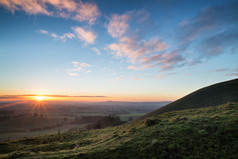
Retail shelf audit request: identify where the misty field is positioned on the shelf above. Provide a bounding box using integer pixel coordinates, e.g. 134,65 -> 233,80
0,101 -> 167,141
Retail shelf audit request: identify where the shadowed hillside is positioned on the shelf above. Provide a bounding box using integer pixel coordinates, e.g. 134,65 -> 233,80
0,103 -> 237,159
142,78 -> 238,119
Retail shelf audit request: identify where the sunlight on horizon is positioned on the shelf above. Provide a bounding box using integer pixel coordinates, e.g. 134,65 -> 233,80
34,96 -> 48,102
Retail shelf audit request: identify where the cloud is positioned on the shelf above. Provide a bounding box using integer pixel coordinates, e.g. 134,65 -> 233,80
66,61 -> 91,76
0,0 -> 100,24
210,68 -> 229,72
72,26 -> 96,44
179,19 -> 188,27
0,0 -> 51,15
39,29 -> 49,35
105,11 -> 173,72
140,51 -> 185,71
199,28 -> 238,56
73,1 -> 100,25
38,27 -> 97,45
50,33 -> 59,38
154,73 -> 176,79
107,13 -> 130,38
128,65 -> 144,71
145,38 -> 168,52
112,77 -> 124,81
226,73 -> 238,77
127,64 -> 152,71
38,27 -> 98,45
106,36 -> 168,64
92,47 -> 101,55
178,1 -> 238,57
226,68 -> 238,77
39,29 -> 75,42
0,94 -> 108,100
132,75 -> 143,81
60,32 -> 76,40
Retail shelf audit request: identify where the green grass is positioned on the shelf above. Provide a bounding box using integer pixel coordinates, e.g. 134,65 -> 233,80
0,102 -> 237,159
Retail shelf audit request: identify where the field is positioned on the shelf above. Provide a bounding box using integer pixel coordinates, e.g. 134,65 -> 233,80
0,101 -> 168,141
0,102 -> 237,158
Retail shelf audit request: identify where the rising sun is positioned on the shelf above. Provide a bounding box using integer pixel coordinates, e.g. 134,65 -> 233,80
35,96 -> 47,101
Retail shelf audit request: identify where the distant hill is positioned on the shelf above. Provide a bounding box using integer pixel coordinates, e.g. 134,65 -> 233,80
142,78 -> 238,119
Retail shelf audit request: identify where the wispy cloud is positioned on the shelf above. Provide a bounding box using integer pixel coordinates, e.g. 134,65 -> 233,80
210,68 -> 229,72
111,77 -> 125,82
107,13 -> 130,38
154,73 -> 176,79
226,68 -> 238,77
178,1 -> 238,58
0,94 -> 108,100
38,29 -> 49,35
38,29 -> 75,42
92,47 -> 101,55
140,51 -> 185,71
105,11 -> 182,72
66,61 -> 91,76
39,27 -> 96,45
72,26 -> 96,45
132,75 -> 143,81
127,64 -> 152,71
0,0 -> 100,24
226,73 -> 238,77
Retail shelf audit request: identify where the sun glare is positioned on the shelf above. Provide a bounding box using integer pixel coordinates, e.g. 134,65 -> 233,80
35,96 -> 47,101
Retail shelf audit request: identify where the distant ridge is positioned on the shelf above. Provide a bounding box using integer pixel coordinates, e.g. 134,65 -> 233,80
142,78 -> 238,119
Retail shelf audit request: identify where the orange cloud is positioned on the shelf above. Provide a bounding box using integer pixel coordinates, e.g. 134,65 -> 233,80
0,0 -> 100,24
72,26 -> 96,44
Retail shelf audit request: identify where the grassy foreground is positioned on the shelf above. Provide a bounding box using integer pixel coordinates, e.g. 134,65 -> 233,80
0,102 -> 238,159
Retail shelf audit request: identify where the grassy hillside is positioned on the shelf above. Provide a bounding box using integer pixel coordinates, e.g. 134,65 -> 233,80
0,102 -> 237,159
143,78 -> 238,119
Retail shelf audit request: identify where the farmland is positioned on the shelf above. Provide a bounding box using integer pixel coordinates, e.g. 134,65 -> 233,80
0,101 -> 168,141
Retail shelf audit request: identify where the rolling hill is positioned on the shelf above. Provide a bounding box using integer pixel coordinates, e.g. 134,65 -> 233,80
0,79 -> 238,159
142,78 -> 238,119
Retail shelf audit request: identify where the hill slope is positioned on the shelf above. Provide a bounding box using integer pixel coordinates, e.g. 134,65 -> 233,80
143,78 -> 238,119
0,79 -> 238,159
0,102 -> 238,159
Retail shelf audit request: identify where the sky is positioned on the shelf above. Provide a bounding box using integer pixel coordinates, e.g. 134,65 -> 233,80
0,0 -> 237,102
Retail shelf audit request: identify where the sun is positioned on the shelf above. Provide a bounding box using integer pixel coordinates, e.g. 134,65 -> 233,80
35,96 -> 47,102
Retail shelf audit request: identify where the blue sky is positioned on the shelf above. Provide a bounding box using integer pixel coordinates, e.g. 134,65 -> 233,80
0,0 -> 237,101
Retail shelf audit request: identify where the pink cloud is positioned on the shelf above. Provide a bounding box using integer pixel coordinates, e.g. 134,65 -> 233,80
38,28 -> 98,44
107,13 -> 130,38
145,38 -> 168,52
106,11 -> 171,71
0,0 -> 51,15
72,26 -> 96,44
0,0 -> 100,24
39,29 -> 75,42
73,1 -> 100,25
106,36 -> 169,64
141,52 -> 185,71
